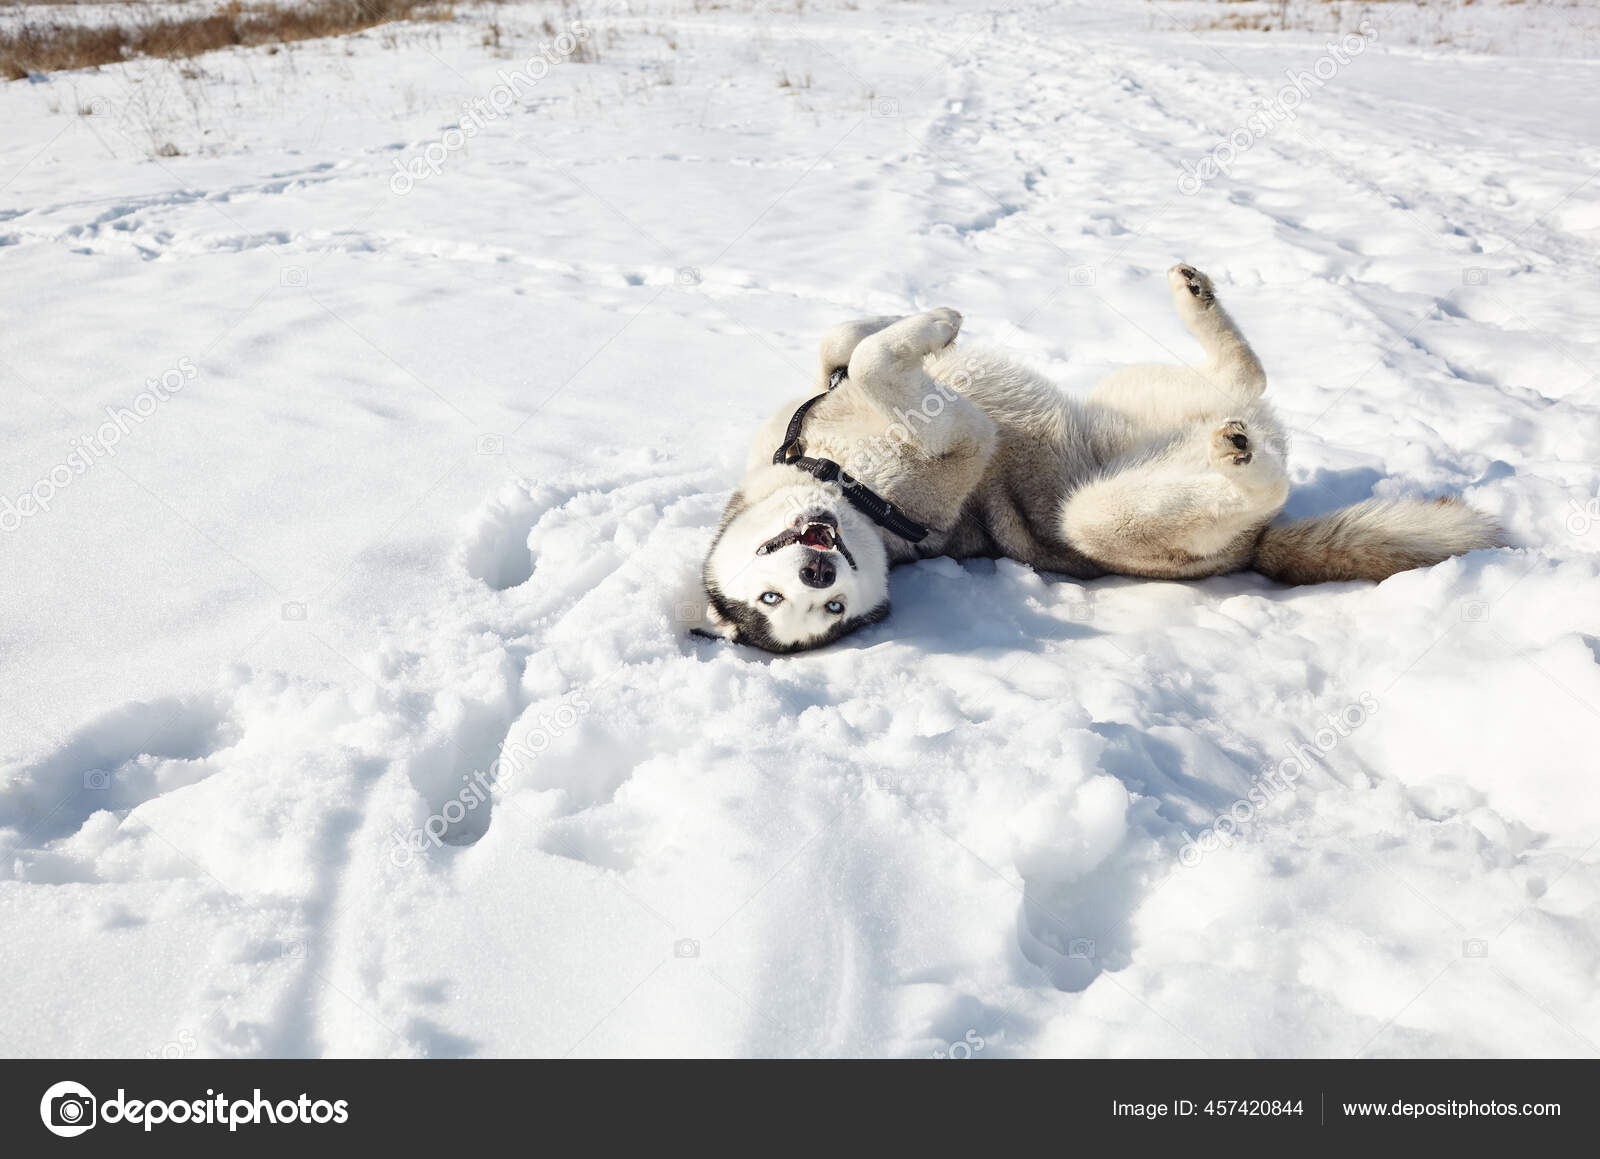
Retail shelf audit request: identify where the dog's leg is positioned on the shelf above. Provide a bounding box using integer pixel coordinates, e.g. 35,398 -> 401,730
1059,416 -> 1288,577
827,309 -> 997,530
845,308 -> 993,459
1168,263 -> 1266,399
1087,264 -> 1267,425
815,315 -> 904,390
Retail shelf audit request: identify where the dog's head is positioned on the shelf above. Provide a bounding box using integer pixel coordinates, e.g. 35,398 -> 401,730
699,483 -> 890,653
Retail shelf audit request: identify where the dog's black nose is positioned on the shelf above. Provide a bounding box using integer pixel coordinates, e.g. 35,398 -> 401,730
799,552 -> 835,589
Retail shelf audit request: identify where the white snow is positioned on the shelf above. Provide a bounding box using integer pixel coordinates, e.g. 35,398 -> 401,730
2,0 -> 1599,1058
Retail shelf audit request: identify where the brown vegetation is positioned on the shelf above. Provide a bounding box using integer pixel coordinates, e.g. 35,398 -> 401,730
1,0 -> 463,80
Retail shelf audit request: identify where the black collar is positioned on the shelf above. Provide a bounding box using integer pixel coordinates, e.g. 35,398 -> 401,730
771,375 -> 930,544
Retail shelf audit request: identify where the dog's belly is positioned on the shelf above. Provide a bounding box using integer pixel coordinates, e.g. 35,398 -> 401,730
877,437 -> 1107,578
837,356 -> 1122,576
912,485 -> 1107,578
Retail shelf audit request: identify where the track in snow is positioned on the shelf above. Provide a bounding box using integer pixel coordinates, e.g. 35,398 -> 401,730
2,1 -> 1599,1057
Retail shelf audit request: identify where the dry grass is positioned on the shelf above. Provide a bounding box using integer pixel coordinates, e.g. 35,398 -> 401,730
0,0 -> 469,80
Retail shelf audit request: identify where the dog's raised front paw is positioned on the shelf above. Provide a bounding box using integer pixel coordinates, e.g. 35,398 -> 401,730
889,307 -> 961,359
924,306 -> 962,349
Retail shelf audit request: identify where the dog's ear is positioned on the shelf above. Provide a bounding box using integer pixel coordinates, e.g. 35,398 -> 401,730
689,601 -> 739,643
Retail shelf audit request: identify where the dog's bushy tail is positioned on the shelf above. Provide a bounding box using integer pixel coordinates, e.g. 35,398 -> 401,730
1252,497 -> 1503,585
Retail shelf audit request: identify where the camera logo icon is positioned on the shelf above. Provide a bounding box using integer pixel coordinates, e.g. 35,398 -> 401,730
870,97 -> 899,118
674,938 -> 700,959
1462,938 -> 1490,958
1460,600 -> 1490,622
1566,496 -> 1600,536
84,769 -> 113,790
1462,268 -> 1487,286
282,601 -> 307,621
280,266 -> 308,288
40,1081 -> 97,1138
1068,265 -> 1096,287
675,266 -> 701,287
1068,937 -> 1096,959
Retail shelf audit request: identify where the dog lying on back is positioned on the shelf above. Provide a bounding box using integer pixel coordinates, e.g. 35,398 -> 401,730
699,264 -> 1502,653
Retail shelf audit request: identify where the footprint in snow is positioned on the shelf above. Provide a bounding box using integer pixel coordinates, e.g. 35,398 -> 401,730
0,693 -> 238,851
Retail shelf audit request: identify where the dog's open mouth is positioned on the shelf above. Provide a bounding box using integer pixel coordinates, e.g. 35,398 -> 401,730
757,513 -> 841,556
798,522 -> 836,550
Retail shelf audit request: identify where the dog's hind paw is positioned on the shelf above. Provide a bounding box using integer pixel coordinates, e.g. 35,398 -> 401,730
1210,419 -> 1253,467
1169,263 -> 1216,308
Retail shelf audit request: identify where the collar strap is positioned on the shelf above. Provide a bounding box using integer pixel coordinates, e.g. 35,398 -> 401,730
772,386 -> 930,544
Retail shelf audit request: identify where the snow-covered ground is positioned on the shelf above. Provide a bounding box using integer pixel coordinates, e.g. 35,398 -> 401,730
2,0 -> 1599,1058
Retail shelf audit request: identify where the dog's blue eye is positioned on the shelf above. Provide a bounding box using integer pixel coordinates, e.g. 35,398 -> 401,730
760,591 -> 783,606
825,600 -> 844,614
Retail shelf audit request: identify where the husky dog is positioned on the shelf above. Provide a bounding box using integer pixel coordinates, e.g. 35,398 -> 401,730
699,265 -> 1502,653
